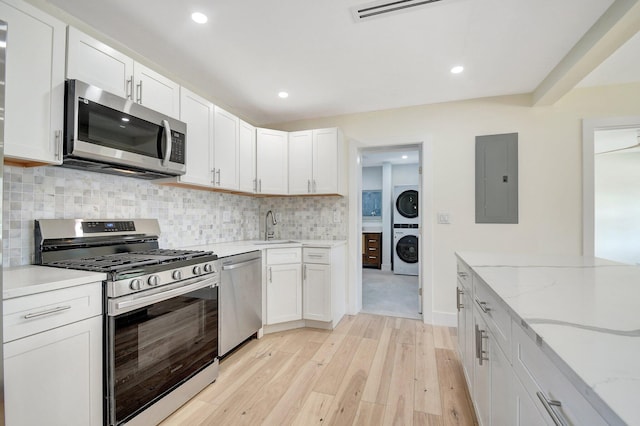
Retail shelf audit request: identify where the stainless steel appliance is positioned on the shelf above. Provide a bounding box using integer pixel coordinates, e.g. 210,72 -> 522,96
219,251 -> 262,357
35,219 -> 219,426
0,18 -> 6,426
63,79 -> 187,179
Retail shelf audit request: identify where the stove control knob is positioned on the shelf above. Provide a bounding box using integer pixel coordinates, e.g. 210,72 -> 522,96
203,263 -> 213,273
193,265 -> 202,275
148,275 -> 160,286
172,270 -> 183,280
129,279 -> 142,291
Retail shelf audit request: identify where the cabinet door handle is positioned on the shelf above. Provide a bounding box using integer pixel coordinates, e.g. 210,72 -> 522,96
474,324 -> 489,365
308,180 -> 311,193
54,130 -> 62,160
475,298 -> 491,313
259,179 -> 262,193
303,264 -> 307,280
211,168 -> 216,185
216,169 -> 221,185
136,81 -> 143,104
24,305 -> 71,319
313,180 -> 317,193
456,287 -> 464,311
457,271 -> 468,278
536,392 -> 567,426
253,178 -> 257,192
269,267 -> 272,283
126,76 -> 133,100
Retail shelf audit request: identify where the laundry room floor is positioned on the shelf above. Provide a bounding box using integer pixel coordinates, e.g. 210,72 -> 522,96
361,268 -> 421,319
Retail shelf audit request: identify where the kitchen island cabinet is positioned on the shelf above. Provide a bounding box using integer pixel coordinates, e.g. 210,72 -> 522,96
67,26 -> 180,118
3,266 -> 106,426
1,0 -> 65,166
456,252 -> 630,425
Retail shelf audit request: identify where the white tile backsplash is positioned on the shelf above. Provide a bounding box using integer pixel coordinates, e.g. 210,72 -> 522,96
2,166 -> 349,266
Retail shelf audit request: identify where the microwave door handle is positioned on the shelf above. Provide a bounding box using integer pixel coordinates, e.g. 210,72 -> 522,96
162,119 -> 172,167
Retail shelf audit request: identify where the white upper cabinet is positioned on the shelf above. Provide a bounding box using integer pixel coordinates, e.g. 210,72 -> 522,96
256,128 -> 288,195
289,128 -> 343,195
66,26 -> 133,99
288,131 -> 313,194
239,119 -> 257,193
133,62 -> 180,118
66,27 -> 180,118
2,0 -> 65,165
179,87 -> 214,187
213,106 -> 240,190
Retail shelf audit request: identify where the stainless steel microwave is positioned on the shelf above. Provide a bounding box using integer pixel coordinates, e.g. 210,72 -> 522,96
63,79 -> 186,179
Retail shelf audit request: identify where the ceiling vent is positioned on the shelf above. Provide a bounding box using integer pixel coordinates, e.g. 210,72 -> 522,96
351,0 -> 444,21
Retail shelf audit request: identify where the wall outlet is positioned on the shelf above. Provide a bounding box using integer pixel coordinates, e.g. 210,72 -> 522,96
437,212 -> 451,224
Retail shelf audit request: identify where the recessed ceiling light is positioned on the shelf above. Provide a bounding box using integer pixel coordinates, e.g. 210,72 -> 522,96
402,155 -> 408,159
278,91 -> 289,99
451,65 -> 464,74
121,117 -> 130,122
191,12 -> 208,24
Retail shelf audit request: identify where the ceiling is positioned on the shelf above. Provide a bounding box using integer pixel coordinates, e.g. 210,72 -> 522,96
43,0 -> 636,126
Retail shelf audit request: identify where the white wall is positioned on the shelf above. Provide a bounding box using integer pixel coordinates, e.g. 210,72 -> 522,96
392,164 -> 419,186
272,82 -> 640,324
363,166 -> 382,190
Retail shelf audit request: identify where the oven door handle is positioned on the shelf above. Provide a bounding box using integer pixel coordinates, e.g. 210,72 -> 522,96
110,276 -> 216,316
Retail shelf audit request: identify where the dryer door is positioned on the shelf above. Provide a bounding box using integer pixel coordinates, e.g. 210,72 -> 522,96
396,190 -> 418,219
395,235 -> 418,263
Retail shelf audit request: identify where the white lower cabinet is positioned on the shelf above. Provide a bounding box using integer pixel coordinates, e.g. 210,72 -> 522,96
303,262 -> 331,321
3,282 -> 103,426
472,309 -> 490,426
266,248 -> 302,325
513,372 -> 548,426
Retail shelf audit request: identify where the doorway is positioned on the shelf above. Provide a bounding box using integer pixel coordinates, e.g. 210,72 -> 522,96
583,116 -> 640,261
359,146 -> 422,319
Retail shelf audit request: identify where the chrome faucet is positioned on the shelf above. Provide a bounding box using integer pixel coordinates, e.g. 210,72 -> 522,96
265,210 -> 277,241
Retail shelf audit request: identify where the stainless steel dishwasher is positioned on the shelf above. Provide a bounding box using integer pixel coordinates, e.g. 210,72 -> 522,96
219,250 -> 263,357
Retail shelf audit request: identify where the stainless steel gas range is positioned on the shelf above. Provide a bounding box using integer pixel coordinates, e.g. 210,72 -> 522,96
35,219 -> 220,426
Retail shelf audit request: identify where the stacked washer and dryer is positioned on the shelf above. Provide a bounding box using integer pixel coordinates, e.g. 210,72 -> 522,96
393,185 -> 419,276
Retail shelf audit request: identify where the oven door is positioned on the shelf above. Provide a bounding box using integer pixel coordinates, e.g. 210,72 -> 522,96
106,276 -> 218,426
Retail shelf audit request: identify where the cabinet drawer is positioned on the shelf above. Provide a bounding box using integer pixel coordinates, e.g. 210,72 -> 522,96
3,282 -> 102,343
512,322 -> 608,426
303,247 -> 330,264
267,247 -> 302,265
456,259 -> 472,290
473,277 -> 511,359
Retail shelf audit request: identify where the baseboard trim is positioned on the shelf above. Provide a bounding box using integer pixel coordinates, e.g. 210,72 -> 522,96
432,310 -> 457,327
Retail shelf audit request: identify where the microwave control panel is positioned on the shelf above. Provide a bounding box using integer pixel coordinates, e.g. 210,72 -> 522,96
170,131 -> 185,164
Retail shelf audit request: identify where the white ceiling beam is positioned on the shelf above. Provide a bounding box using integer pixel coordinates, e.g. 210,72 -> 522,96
533,0 -> 640,106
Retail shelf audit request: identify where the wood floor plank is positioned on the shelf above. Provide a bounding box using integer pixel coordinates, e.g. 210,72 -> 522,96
261,359 -> 327,426
433,325 -> 455,350
383,342 -> 416,426
348,313 -> 374,338
200,350 -> 292,424
325,337 -> 378,425
414,410 -> 445,426
415,322 -> 442,415
228,341 -> 323,425
313,334 -> 361,395
333,314 -> 357,334
435,349 -> 477,426
397,318 -> 417,345
361,326 -> 394,403
363,314 -> 386,340
291,391 -> 334,426
312,330 -> 348,365
160,399 -> 219,425
354,401 -> 386,426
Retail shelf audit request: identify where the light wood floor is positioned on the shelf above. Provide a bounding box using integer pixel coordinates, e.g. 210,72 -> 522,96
161,313 -> 477,426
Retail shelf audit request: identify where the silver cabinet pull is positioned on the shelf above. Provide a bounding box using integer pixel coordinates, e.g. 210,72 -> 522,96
475,324 -> 489,365
126,76 -> 133,100
211,169 -> 216,185
313,180 -> 317,193
136,81 -> 143,104
216,169 -> 221,186
308,180 -> 311,193
54,130 -> 62,160
475,298 -> 491,313
457,271 -> 468,278
253,178 -> 257,192
24,305 -> 71,319
269,267 -> 272,282
456,287 -> 464,311
259,179 -> 262,193
536,392 -> 567,426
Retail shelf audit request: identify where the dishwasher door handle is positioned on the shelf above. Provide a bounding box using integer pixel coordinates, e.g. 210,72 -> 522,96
222,257 -> 261,271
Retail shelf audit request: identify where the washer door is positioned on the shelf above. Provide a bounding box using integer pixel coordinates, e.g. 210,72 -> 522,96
396,190 -> 418,219
395,235 -> 418,263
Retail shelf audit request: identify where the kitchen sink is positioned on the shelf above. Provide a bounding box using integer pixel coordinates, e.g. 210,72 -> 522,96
254,240 -> 297,245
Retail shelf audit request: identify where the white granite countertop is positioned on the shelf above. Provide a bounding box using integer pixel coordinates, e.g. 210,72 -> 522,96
456,251 -> 638,425
3,265 -> 107,300
181,239 -> 346,258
